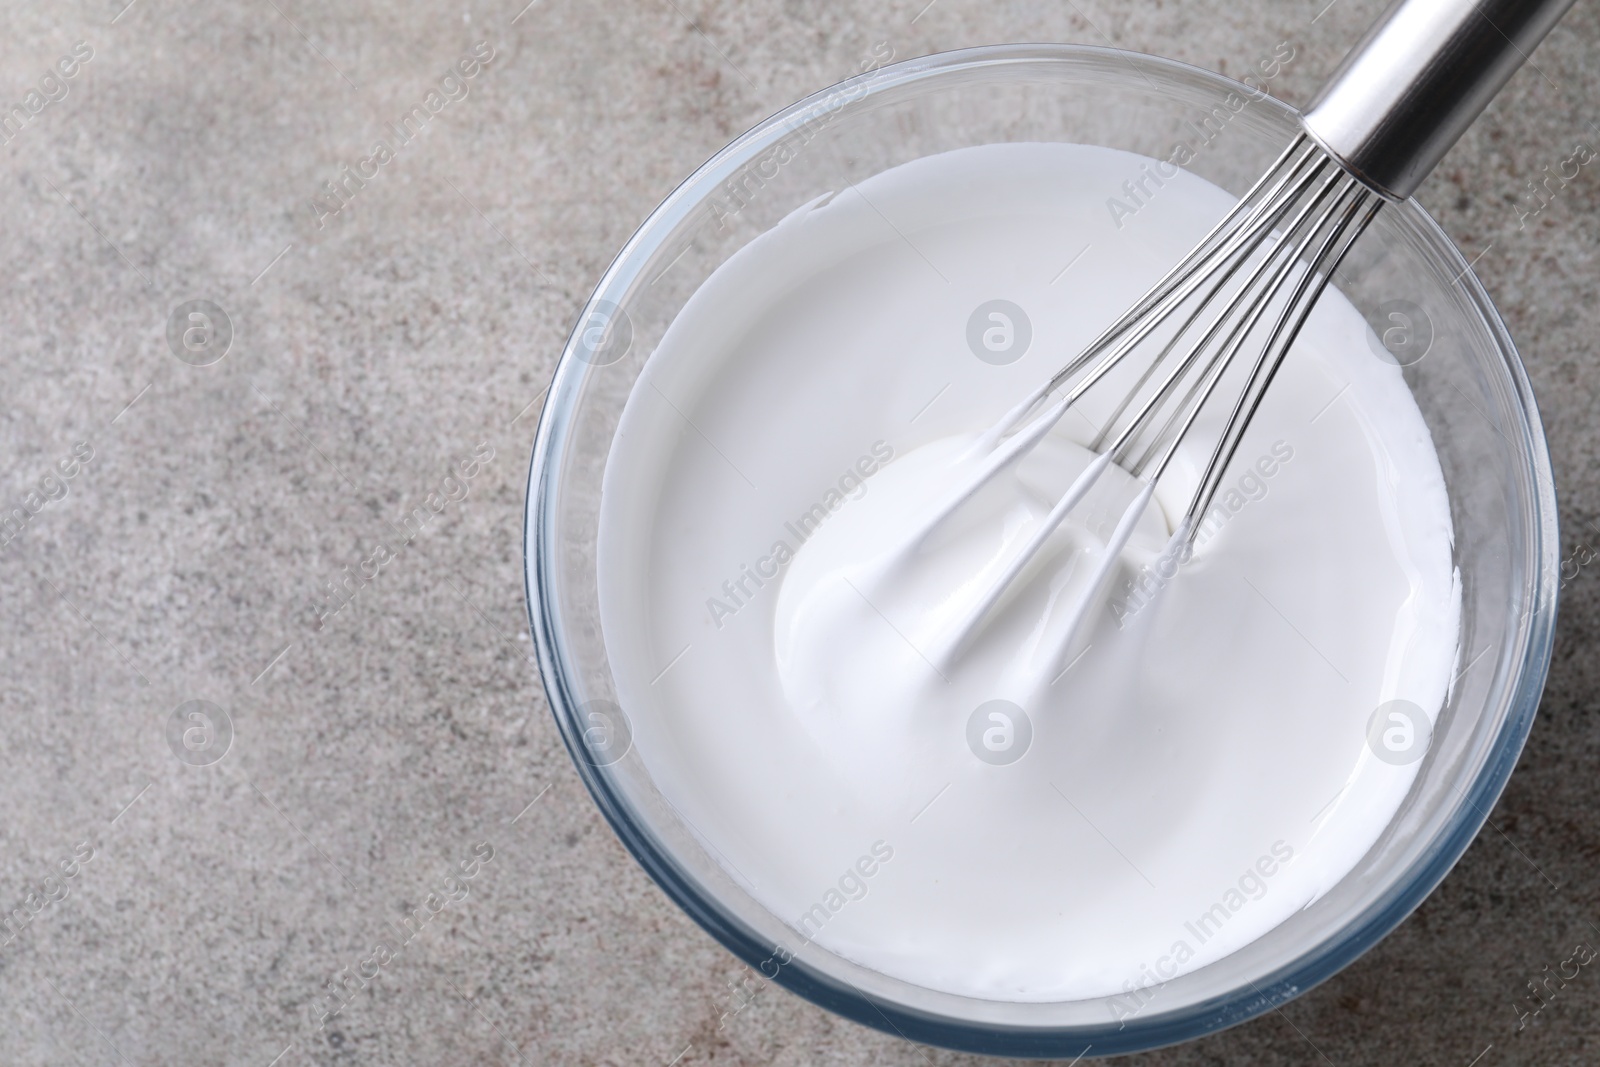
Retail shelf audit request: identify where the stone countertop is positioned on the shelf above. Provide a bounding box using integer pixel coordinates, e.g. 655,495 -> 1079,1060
0,0 -> 1595,1063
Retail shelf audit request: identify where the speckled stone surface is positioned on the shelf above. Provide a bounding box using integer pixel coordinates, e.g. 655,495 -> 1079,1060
0,0 -> 1596,1063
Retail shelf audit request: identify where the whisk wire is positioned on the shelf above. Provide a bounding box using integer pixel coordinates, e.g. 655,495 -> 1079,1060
1042,134 -> 1317,399
974,138 -> 1323,456
1103,167 -> 1352,470
926,138 -> 1390,665
1180,193 -> 1383,534
1122,170 -> 1367,476
1039,153 -> 1331,422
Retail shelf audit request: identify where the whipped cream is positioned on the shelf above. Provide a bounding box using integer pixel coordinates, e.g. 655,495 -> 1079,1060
595,142 -> 1460,1002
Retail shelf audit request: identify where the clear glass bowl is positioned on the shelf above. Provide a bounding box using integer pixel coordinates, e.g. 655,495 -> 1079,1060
524,44 -> 1558,1057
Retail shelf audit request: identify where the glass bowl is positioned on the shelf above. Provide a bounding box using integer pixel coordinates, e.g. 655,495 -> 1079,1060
524,44 -> 1558,1057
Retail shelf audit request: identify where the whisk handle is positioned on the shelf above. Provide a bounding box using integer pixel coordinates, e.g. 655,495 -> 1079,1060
1302,0 -> 1576,199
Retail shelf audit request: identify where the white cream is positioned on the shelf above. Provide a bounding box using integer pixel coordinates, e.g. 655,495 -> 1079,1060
595,142 -> 1460,1003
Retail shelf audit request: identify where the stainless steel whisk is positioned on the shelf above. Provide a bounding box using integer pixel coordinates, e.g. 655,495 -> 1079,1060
931,0 -> 1576,662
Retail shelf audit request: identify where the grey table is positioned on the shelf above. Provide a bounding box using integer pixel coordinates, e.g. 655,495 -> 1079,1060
1,0 -> 1596,1063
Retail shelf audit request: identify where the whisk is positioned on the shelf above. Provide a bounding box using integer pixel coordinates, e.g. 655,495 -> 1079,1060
925,0 -> 1575,664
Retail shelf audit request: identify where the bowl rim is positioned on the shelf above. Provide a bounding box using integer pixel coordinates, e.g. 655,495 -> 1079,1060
524,41 -> 1560,1058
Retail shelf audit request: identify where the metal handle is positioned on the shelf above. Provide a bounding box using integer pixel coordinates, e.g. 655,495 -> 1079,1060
1302,0 -> 1576,199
